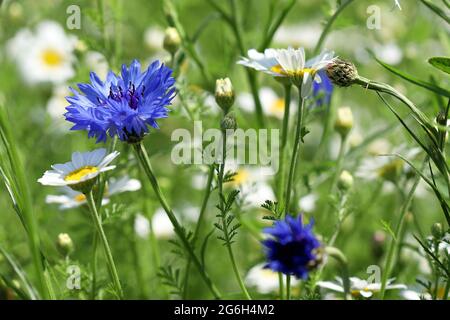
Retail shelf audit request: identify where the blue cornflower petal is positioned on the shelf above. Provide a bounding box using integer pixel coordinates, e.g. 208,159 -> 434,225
262,214 -> 321,279
64,59 -> 176,142
312,70 -> 333,107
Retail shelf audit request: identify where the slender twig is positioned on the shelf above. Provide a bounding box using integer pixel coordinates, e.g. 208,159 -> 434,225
277,85 -> 292,203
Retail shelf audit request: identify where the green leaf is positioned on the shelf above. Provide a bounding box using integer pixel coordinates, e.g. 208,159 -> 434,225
373,56 -> 450,98
428,57 -> 450,75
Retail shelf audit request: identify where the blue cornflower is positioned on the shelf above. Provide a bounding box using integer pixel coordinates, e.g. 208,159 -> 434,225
65,59 -> 176,143
312,70 -> 333,107
262,215 -> 321,279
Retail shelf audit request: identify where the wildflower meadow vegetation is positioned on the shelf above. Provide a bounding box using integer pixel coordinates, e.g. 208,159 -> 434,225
0,0 -> 449,303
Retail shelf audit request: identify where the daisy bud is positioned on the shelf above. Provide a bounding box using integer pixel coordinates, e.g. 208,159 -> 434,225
57,233 -> 74,256
334,106 -> 353,137
215,78 -> 235,113
431,223 -> 443,239
163,27 -> 181,55
326,58 -> 358,87
221,112 -> 237,131
337,170 -> 354,191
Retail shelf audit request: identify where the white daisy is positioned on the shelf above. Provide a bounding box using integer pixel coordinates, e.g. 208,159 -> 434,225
6,21 -> 77,85
45,176 -> 141,210
318,276 -> 407,299
245,263 -> 299,294
224,161 -> 275,207
400,289 -> 431,300
237,47 -> 335,97
298,193 -> 318,213
134,213 -> 151,239
144,26 -> 165,51
151,208 -> 175,239
84,51 -> 109,80
38,148 -> 119,191
274,23 -> 321,49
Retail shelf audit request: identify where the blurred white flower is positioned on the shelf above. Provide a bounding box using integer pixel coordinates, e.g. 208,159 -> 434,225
298,193 -> 317,213
46,84 -> 71,122
84,51 -> 109,80
7,21 -> 77,85
400,289 -> 431,300
237,87 -> 296,119
318,277 -> 406,299
245,263 -> 298,294
144,26 -> 165,51
375,42 -> 403,65
274,23 -> 321,49
151,208 -> 175,239
45,176 -> 141,210
134,213 -> 150,239
225,161 -> 275,207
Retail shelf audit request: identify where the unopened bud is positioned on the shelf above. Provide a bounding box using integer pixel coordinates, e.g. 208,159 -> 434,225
431,223 -> 443,239
57,233 -> 74,256
337,170 -> 354,191
334,106 -> 353,136
163,27 -> 181,55
326,58 -> 358,87
221,112 -> 237,130
215,78 -> 235,113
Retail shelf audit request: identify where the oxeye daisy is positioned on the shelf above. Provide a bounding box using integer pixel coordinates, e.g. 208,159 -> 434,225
238,47 -> 335,98
245,263 -> 299,294
38,148 -> 119,193
262,214 -> 321,279
65,59 -> 176,143
6,21 -> 76,85
318,277 -> 406,299
45,175 -> 141,210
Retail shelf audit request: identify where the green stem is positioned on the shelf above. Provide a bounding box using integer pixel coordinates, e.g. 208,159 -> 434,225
379,159 -> 427,299
325,246 -> 351,300
182,165 -> 215,299
313,0 -> 355,55
132,142 -> 221,299
329,134 -> 348,194
85,190 -> 123,299
218,128 -> 252,300
284,90 -> 305,216
277,85 -> 291,203
444,277 -> 450,300
286,275 -> 291,300
278,273 -> 284,300
90,233 -> 99,300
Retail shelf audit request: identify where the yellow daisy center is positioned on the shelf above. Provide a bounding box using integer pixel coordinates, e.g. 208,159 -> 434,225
64,166 -> 98,182
74,194 -> 86,202
270,65 -> 317,78
269,98 -> 285,113
42,48 -> 63,67
232,169 -> 249,186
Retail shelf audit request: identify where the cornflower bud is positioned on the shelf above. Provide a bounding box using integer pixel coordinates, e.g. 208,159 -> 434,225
326,58 -> 358,87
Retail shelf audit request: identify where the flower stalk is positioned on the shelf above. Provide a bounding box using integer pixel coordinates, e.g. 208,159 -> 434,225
85,189 -> 123,299
132,142 -> 222,299
284,88 -> 305,215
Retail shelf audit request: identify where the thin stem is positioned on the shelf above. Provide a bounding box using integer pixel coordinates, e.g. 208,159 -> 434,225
85,190 -> 123,299
277,85 -> 292,203
313,0 -> 355,55
182,165 -> 215,299
218,128 -> 252,300
278,273 -> 284,300
329,134 -> 348,194
133,142 -> 221,299
379,158 -> 427,299
284,90 -> 305,216
90,233 -> 98,300
286,275 -> 291,300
